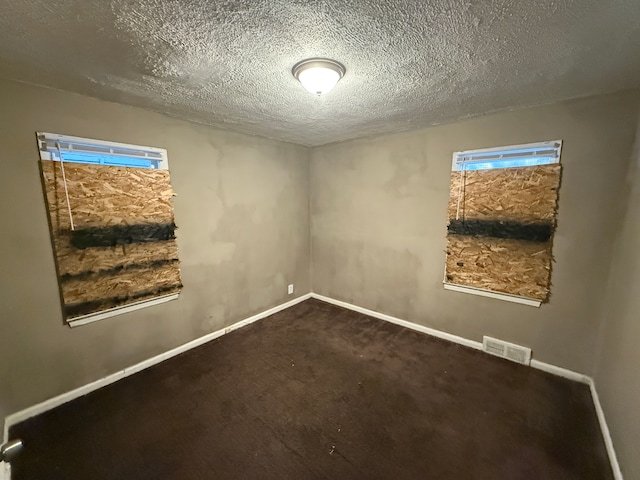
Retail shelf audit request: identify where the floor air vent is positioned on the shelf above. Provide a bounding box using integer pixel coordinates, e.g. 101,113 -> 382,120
482,336 -> 532,366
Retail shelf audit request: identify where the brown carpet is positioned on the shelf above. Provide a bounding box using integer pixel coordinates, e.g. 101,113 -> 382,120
9,298 -> 612,479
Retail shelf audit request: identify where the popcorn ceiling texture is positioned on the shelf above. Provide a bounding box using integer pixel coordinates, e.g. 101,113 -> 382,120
0,0 -> 639,146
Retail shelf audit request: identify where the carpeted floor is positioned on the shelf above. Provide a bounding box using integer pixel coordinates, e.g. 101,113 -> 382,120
10,298 -> 612,479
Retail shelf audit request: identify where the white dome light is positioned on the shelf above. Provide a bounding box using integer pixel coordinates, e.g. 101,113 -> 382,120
292,58 -> 345,96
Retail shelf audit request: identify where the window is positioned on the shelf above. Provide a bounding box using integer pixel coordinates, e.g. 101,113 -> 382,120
37,132 -> 168,169
444,140 -> 562,307
451,142 -> 561,172
37,132 -> 182,327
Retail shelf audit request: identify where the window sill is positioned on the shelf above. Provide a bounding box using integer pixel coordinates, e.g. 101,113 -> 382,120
67,293 -> 180,327
443,283 -> 541,307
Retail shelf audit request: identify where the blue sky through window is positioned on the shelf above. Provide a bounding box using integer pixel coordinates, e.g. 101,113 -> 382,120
454,142 -> 560,171
59,151 -> 159,169
461,156 -> 556,171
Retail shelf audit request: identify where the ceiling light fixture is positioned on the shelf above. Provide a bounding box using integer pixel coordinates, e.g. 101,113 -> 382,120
292,58 -> 345,96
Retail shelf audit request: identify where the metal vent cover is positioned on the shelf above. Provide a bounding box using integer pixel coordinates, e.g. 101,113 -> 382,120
482,336 -> 532,366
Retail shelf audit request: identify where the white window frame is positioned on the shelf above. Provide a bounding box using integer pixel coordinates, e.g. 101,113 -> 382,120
37,132 -> 169,170
451,140 -> 561,172
444,140 -> 562,307
66,293 -> 180,327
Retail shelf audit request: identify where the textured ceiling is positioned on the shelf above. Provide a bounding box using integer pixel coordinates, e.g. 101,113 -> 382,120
0,1 -> 639,146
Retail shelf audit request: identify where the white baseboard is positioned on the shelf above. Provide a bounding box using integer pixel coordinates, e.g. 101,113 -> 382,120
589,380 -> 623,480
310,292 -> 622,479
310,293 -> 484,351
3,293 -> 312,444
529,359 -> 591,384
311,293 -> 591,383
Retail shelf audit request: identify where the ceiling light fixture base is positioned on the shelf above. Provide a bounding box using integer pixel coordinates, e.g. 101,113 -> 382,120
292,58 -> 346,96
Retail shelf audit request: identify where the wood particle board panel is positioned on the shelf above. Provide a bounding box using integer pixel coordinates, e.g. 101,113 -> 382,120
53,237 -> 180,277
445,235 -> 552,300
41,161 -> 175,229
445,164 -> 561,302
61,263 -> 182,305
448,164 -> 561,222
40,160 -> 182,321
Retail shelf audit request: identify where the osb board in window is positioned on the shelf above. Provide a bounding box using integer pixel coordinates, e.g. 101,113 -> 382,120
41,161 -> 175,229
445,164 -> 561,302
54,237 -> 180,277
40,160 -> 182,320
62,263 -> 182,305
445,235 -> 551,300
448,164 -> 561,221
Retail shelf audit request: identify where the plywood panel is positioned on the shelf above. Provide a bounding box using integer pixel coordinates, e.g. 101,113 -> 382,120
445,164 -> 561,302
41,161 -> 175,229
54,237 -> 180,277
448,164 -> 560,222
61,263 -> 182,305
40,160 -> 182,320
445,235 -> 552,300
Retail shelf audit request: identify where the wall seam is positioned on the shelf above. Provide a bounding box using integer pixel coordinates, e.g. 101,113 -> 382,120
307,146 -> 314,293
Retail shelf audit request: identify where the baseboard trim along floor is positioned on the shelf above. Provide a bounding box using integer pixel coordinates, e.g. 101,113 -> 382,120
309,293 -> 622,480
2,293 -> 312,444
3,292 -> 622,479
310,293 -> 592,384
589,380 -> 624,480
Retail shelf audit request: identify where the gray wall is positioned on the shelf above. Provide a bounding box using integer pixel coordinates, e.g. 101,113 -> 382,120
0,80 -> 310,425
595,114 -> 640,479
311,90 -> 640,375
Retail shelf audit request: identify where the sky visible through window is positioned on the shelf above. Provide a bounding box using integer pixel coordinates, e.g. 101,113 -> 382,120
454,144 -> 560,171
58,151 -> 159,169
461,156 -> 556,171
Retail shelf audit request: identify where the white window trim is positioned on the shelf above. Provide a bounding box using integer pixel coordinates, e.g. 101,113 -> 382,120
67,293 -> 180,327
451,140 -> 562,171
443,283 -> 542,307
36,132 -> 169,170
